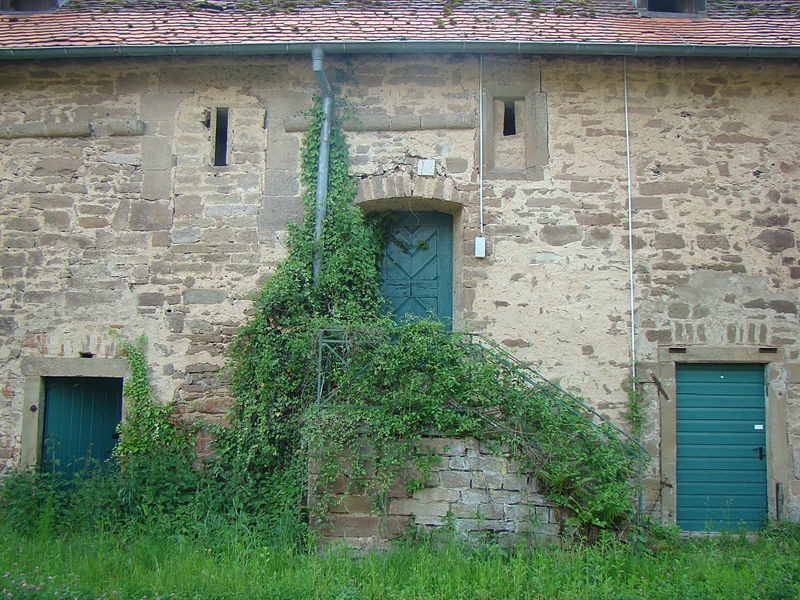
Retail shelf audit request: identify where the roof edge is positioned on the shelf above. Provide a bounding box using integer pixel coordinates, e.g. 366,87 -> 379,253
2,41 -> 800,60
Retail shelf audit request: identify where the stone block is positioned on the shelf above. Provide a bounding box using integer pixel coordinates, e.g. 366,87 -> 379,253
172,228 -> 201,243
136,292 -> 165,307
460,489 -> 490,505
259,197 -> 304,232
389,498 -> 425,516
142,137 -> 173,170
142,170 -> 171,200
324,514 -> 408,538
416,437 -> 468,456
103,152 -> 141,166
469,456 -> 508,475
22,291 -> 63,304
78,216 -> 108,229
539,225 -> 580,247
6,217 -> 40,232
130,200 -> 172,231
638,182 -> 690,196
43,211 -> 71,230
166,312 -> 185,333
266,135 -> 300,171
0,253 -> 26,267
439,471 -> 472,488
175,196 -> 202,218
501,474 -> 528,491
654,233 -> 685,249
697,234 -> 729,250
0,317 -> 17,335
65,290 -> 120,309
471,471 -> 503,490
414,515 -> 447,526
265,170 -> 299,197
33,157 -> 83,175
769,300 -> 797,314
330,495 -> 374,514
631,196 -> 662,210
753,229 -> 795,254
420,113 -> 476,130
582,227 -> 612,248
390,114 -> 421,130
570,181 -> 612,193
445,158 -> 468,174
667,302 -> 690,319
411,487 -> 460,503
141,93 -> 182,122
183,289 -> 227,304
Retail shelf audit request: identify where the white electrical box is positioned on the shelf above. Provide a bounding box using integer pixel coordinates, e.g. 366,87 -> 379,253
417,159 -> 435,176
475,236 -> 486,258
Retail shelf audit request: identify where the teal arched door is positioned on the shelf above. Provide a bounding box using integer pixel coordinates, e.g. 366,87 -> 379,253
381,211 -> 453,326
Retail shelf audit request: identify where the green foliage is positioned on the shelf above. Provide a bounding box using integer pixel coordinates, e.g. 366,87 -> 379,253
307,321 -> 638,535
212,98 -> 386,528
0,454 -> 201,537
623,375 -> 645,441
113,333 -> 194,460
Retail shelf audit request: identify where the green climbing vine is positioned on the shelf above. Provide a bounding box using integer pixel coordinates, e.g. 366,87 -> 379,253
623,375 -> 645,442
216,98 -> 642,538
113,334 -> 194,461
210,99 -> 387,523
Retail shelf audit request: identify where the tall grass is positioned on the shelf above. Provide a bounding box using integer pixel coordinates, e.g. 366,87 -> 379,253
1,524 -> 798,600
1,459 -> 798,600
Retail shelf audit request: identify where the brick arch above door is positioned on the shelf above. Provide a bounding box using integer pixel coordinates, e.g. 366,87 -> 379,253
353,172 -> 472,212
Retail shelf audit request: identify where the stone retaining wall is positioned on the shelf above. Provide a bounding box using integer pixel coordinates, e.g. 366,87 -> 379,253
310,436 -> 560,548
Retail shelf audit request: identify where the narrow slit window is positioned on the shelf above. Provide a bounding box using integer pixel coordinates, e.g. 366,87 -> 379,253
213,107 -> 229,166
503,100 -> 516,136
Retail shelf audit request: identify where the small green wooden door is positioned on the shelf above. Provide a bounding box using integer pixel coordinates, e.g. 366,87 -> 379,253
381,211 -> 453,325
42,377 -> 123,478
676,363 -> 767,530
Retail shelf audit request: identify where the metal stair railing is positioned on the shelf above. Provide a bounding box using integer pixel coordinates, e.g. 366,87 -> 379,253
315,327 -> 650,519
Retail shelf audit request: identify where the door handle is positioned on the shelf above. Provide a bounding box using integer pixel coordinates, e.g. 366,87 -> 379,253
757,447 -> 764,461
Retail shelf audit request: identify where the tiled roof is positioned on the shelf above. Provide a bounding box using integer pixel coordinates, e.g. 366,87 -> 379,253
1,0 -> 799,58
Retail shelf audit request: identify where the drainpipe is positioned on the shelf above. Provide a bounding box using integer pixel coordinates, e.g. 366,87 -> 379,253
311,45 -> 333,284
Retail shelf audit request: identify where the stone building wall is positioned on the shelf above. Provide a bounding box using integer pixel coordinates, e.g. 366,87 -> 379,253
0,53 -> 798,525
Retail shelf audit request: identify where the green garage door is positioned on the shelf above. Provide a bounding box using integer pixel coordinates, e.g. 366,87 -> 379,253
43,377 -> 123,478
676,363 -> 767,530
381,211 -> 453,325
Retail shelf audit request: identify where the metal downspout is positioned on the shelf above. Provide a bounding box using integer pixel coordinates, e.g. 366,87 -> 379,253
311,46 -> 333,284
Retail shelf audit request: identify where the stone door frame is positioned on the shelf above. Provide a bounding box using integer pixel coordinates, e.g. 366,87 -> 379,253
656,345 -> 791,528
20,357 -> 129,469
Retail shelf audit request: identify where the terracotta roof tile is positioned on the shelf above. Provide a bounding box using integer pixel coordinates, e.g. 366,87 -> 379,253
1,0 -> 799,56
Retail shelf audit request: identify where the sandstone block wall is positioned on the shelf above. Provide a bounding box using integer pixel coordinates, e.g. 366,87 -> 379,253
0,53 -> 798,526
311,437 -> 559,548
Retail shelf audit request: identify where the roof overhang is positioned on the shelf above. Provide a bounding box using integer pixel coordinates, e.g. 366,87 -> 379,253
2,40 -> 800,60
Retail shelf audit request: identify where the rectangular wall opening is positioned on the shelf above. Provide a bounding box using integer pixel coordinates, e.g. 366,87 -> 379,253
503,100 -> 517,136
213,107 -> 229,166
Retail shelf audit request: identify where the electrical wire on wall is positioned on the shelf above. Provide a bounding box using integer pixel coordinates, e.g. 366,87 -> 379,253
624,56 -> 636,380
479,54 -> 484,236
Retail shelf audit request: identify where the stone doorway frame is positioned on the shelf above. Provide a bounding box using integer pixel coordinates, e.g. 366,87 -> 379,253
354,173 -> 468,330
656,345 -> 791,528
20,357 -> 129,469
